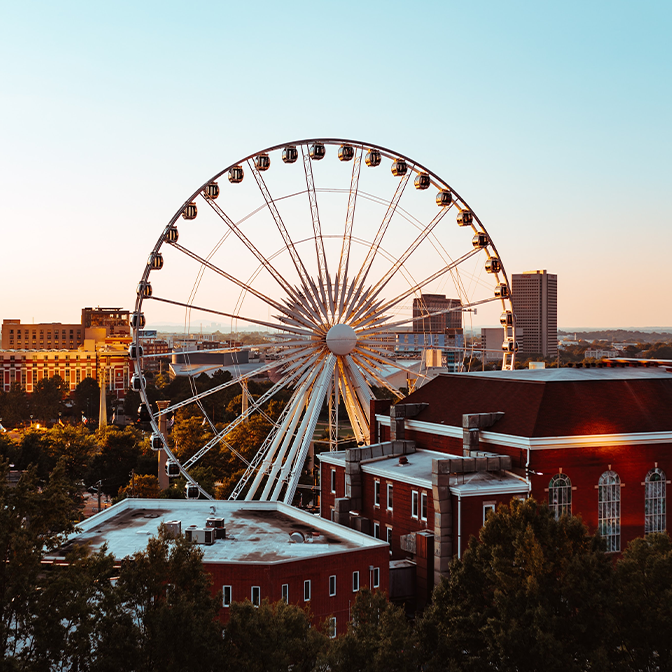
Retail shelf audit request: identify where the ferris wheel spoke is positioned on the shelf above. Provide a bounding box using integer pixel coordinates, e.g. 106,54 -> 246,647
260,365 -> 323,500
366,206 -> 451,304
336,148 -> 363,313
354,346 -> 430,382
344,169 -> 412,320
147,295 -> 312,337
203,195 -> 314,319
336,358 -> 369,446
247,159 -> 323,318
300,145 -> 333,306
168,241 -> 302,319
350,352 -> 405,401
276,354 -> 335,504
354,247 -> 482,329
182,369 -> 302,470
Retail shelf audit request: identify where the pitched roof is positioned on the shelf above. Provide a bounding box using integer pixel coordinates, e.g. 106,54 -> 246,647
401,368 -> 672,437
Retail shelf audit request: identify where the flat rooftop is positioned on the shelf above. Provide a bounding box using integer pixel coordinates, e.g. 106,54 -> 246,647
320,447 -> 528,496
52,499 -> 386,565
455,366 -> 672,382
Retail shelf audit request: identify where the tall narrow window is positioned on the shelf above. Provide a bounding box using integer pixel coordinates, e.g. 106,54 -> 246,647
387,484 -> 393,511
598,470 -> 621,552
373,522 -> 380,539
374,480 -> 380,507
421,492 -> 428,521
645,467 -> 666,534
330,468 -> 336,494
352,571 -> 360,592
281,584 -> 289,603
329,575 -> 336,597
372,567 -> 380,588
304,580 -> 311,602
411,490 -> 419,518
251,586 -> 260,607
328,617 -> 337,639
222,585 -> 232,607
548,473 -> 572,518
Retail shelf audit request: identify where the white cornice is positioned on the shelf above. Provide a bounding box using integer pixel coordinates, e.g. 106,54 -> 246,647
375,415 -> 672,450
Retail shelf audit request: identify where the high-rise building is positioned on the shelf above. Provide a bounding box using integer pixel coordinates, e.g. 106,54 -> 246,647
412,294 -> 462,332
511,270 -> 557,358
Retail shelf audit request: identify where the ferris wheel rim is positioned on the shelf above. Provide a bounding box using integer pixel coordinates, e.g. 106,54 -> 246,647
131,138 -> 517,500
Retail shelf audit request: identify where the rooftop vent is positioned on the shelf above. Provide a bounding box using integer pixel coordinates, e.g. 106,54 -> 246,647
398,456 -> 409,465
289,531 -> 305,544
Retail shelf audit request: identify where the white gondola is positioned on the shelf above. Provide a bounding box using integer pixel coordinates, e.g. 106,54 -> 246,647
414,172 -> 430,189
365,148 -> 381,167
150,432 -> 162,451
457,209 -> 473,227
131,312 -> 145,329
485,257 -> 501,273
136,281 -> 152,298
128,344 -> 144,360
391,158 -> 407,176
255,154 -> 271,171
472,233 -> 489,249
495,283 -> 510,299
148,253 -> 163,270
338,145 -> 354,161
185,484 -> 200,499
204,182 -> 219,199
182,202 -> 197,220
282,145 -> 298,163
228,165 -> 244,183
309,142 -> 325,160
436,189 -> 452,206
164,225 -> 179,243
131,373 -> 145,392
500,310 -> 514,327
165,461 -> 180,477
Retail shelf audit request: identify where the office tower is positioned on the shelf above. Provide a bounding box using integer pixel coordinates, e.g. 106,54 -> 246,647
511,270 -> 557,358
412,294 -> 462,332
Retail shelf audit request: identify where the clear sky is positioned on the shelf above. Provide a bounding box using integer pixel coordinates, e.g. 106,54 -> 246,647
1,0 -> 670,330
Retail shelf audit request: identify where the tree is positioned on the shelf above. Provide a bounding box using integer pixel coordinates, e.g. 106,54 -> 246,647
73,376 -> 100,420
118,473 -> 162,499
87,426 -> 145,497
0,383 -> 30,428
418,498 -> 614,672
613,532 -> 672,670
0,460 -> 79,665
222,598 -> 327,672
42,424 -> 97,482
30,375 -> 68,423
112,525 -> 224,672
322,588 -> 419,672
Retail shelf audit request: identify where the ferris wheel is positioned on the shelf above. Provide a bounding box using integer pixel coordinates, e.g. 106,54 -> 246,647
130,139 -> 516,501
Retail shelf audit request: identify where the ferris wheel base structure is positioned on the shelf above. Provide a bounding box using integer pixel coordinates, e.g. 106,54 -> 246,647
130,139 -> 517,502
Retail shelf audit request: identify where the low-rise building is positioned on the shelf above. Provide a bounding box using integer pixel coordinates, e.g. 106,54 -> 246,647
50,498 -> 389,636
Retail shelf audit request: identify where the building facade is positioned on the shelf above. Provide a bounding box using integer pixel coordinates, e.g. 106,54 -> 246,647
50,499 -> 390,636
511,270 -> 558,358
1,319 -> 84,350
321,367 -> 672,596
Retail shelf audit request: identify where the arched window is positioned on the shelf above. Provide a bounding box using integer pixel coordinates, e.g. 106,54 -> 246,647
548,473 -> 572,518
598,470 -> 621,552
645,468 -> 666,534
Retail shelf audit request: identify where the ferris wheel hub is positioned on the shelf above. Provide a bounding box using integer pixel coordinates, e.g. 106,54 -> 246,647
326,323 -> 357,356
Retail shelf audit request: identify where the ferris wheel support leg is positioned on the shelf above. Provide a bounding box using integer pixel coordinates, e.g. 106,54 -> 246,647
262,366 -> 322,500
328,369 -> 340,452
272,354 -> 336,504
281,356 -> 335,505
337,360 -> 369,446
343,355 -> 372,425
259,383 -> 312,500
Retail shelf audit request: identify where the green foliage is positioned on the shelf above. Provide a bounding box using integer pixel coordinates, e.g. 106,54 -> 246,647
112,525 -> 224,671
222,598 -> 327,672
614,532 -> 672,671
30,375 -> 68,423
0,460 -> 79,665
87,425 -> 145,496
0,383 -> 30,428
73,376 -> 100,419
418,498 -> 613,672
322,588 -> 419,672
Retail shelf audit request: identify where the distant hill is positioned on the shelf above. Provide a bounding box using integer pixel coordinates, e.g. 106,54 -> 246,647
558,329 -> 672,343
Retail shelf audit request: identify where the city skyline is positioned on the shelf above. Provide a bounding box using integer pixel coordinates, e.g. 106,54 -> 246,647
1,2 -> 670,329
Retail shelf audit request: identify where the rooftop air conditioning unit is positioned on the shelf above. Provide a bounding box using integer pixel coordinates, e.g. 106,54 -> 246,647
185,527 -> 215,545
163,520 -> 181,538
205,517 -> 226,539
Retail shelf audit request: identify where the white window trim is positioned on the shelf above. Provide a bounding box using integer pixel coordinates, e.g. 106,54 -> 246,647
251,586 -> 260,607
374,480 -> 380,507
372,567 -> 380,588
281,583 -> 289,603
330,468 -> 336,494
304,579 -> 311,602
329,574 -> 336,597
373,522 -> 380,539
352,571 -> 360,592
411,490 -> 419,519
386,483 -> 393,511
420,492 -> 428,521
386,526 -> 393,554
223,585 -> 232,607
329,616 -> 337,639
483,503 -> 496,524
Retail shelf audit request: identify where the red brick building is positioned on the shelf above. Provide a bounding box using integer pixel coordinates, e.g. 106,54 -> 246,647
53,499 -> 389,636
320,367 -> 672,596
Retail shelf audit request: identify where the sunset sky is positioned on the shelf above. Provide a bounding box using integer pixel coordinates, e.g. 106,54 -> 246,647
1,1 -> 670,330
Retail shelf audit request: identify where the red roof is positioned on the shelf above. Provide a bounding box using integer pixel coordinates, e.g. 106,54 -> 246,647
401,368 -> 672,437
